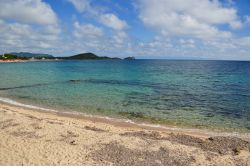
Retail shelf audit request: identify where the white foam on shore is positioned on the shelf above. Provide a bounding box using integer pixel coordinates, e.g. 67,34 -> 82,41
0,97 -> 58,113
0,97 -> 249,139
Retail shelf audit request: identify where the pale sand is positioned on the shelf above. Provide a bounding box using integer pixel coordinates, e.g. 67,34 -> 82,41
0,103 -> 249,166
0,59 -> 61,63
0,60 -> 28,63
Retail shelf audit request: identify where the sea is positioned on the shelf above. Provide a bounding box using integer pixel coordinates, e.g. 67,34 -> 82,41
0,60 -> 249,132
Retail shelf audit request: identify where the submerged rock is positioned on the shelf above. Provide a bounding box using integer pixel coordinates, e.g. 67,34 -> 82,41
68,80 -> 81,83
118,111 -> 145,119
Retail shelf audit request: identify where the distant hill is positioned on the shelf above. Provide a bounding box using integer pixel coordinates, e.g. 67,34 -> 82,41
124,56 -> 135,60
60,53 -> 121,60
10,52 -> 53,58
2,52 -> 133,61
0,54 -> 18,60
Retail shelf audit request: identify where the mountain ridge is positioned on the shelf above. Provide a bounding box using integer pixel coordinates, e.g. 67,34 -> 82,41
1,52 -> 135,60
10,52 -> 53,58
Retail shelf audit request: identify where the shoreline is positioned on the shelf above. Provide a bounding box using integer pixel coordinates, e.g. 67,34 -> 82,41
0,101 -> 250,165
0,59 -> 29,63
0,97 -> 249,141
0,59 -> 61,63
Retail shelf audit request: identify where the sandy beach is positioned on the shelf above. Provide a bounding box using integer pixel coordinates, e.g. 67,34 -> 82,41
0,103 -> 249,166
0,60 -> 29,63
0,59 -> 61,63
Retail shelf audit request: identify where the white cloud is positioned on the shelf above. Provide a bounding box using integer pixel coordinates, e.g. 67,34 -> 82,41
0,19 -> 60,53
43,25 -> 61,35
100,13 -> 128,31
71,21 -> 131,52
235,37 -> 250,46
244,16 -> 250,26
112,31 -> 128,44
0,0 -> 57,25
0,0 -> 62,54
0,0 -> 249,60
67,0 -> 105,17
179,39 -> 195,48
67,0 -> 128,31
137,0 -> 242,40
67,0 -> 92,13
73,22 -> 103,39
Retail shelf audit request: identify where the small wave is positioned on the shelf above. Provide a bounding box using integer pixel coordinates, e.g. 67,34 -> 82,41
0,97 -> 121,121
0,97 -> 58,113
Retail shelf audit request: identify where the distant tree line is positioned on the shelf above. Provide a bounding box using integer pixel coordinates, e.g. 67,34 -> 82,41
0,54 -> 30,60
0,52 -> 136,61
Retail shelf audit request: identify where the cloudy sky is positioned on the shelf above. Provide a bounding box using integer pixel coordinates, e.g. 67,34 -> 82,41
0,0 -> 250,60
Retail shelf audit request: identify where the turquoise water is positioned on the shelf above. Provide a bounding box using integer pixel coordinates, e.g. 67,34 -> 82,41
0,60 -> 250,131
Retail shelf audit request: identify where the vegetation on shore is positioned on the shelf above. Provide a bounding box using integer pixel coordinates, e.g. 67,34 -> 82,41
10,52 -> 53,58
124,56 -> 136,60
59,53 -> 121,60
0,54 -> 30,60
0,52 -> 135,61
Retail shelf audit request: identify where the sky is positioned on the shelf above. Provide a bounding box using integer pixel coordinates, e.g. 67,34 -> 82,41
0,0 -> 250,60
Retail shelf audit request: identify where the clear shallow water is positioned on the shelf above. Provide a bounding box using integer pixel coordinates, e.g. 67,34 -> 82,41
0,60 -> 250,132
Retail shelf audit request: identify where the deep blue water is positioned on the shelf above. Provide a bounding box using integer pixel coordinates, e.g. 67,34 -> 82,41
0,60 -> 250,131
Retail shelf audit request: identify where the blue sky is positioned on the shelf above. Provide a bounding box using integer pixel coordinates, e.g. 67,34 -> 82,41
0,0 -> 250,60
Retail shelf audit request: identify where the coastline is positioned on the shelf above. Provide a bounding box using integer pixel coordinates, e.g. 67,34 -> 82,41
0,101 -> 249,165
0,59 -> 61,63
0,59 -> 29,63
0,97 -> 249,140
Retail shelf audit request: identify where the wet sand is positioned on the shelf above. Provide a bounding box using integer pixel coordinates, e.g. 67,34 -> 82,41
0,103 -> 249,165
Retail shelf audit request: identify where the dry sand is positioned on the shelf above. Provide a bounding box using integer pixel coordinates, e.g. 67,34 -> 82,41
0,103 -> 249,166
